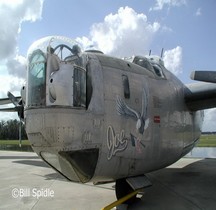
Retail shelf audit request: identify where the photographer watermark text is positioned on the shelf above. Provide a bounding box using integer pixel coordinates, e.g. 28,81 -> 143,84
12,188 -> 54,199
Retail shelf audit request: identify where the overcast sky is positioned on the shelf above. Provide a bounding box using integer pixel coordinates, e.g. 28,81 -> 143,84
0,0 -> 216,131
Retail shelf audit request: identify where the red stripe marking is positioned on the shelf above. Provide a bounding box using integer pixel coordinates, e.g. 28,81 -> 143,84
154,116 -> 160,123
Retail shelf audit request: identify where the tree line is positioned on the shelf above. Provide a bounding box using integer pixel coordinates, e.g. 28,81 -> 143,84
0,119 -> 27,140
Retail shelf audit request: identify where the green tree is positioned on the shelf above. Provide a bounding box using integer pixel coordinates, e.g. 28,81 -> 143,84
0,119 -> 27,140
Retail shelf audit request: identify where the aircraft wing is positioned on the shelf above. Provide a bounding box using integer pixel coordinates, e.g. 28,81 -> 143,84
0,95 -> 22,113
0,107 -> 17,112
0,97 -> 21,105
185,82 -> 216,111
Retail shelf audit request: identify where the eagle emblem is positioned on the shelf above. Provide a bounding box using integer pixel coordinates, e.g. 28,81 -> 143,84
116,89 -> 149,134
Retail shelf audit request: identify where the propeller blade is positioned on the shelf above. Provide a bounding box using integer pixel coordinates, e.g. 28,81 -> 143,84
191,71 -> 216,83
4,92 -> 24,119
7,91 -> 20,106
0,107 -> 17,112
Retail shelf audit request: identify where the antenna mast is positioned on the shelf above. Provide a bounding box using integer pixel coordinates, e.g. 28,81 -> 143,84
149,50 -> 151,56
160,48 -> 164,58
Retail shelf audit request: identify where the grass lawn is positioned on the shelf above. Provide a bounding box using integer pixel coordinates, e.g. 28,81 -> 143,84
0,140 -> 30,146
197,135 -> 216,147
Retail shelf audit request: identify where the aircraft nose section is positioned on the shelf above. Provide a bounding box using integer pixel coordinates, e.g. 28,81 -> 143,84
41,149 -> 99,183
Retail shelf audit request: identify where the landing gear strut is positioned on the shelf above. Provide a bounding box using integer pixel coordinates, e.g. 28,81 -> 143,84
115,178 -> 137,204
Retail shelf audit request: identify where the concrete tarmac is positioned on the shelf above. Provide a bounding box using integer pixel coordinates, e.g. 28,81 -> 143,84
0,151 -> 216,210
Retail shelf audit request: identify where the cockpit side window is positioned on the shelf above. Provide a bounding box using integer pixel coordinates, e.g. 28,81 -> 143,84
132,56 -> 165,79
133,56 -> 154,72
152,64 -> 165,78
148,56 -> 166,79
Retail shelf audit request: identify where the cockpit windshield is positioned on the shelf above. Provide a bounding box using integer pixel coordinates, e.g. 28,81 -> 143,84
126,55 -> 166,79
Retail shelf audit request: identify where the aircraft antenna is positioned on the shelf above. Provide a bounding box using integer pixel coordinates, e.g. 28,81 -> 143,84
149,50 -> 151,56
160,48 -> 164,58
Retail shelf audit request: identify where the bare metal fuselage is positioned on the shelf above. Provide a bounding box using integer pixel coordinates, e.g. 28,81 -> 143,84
25,51 -> 203,183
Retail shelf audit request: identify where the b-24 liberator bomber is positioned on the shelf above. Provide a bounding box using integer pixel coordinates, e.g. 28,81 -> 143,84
1,36 -> 216,202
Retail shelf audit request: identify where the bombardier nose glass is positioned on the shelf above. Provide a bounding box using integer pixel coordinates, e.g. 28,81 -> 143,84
27,49 -> 46,106
27,36 -> 86,108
